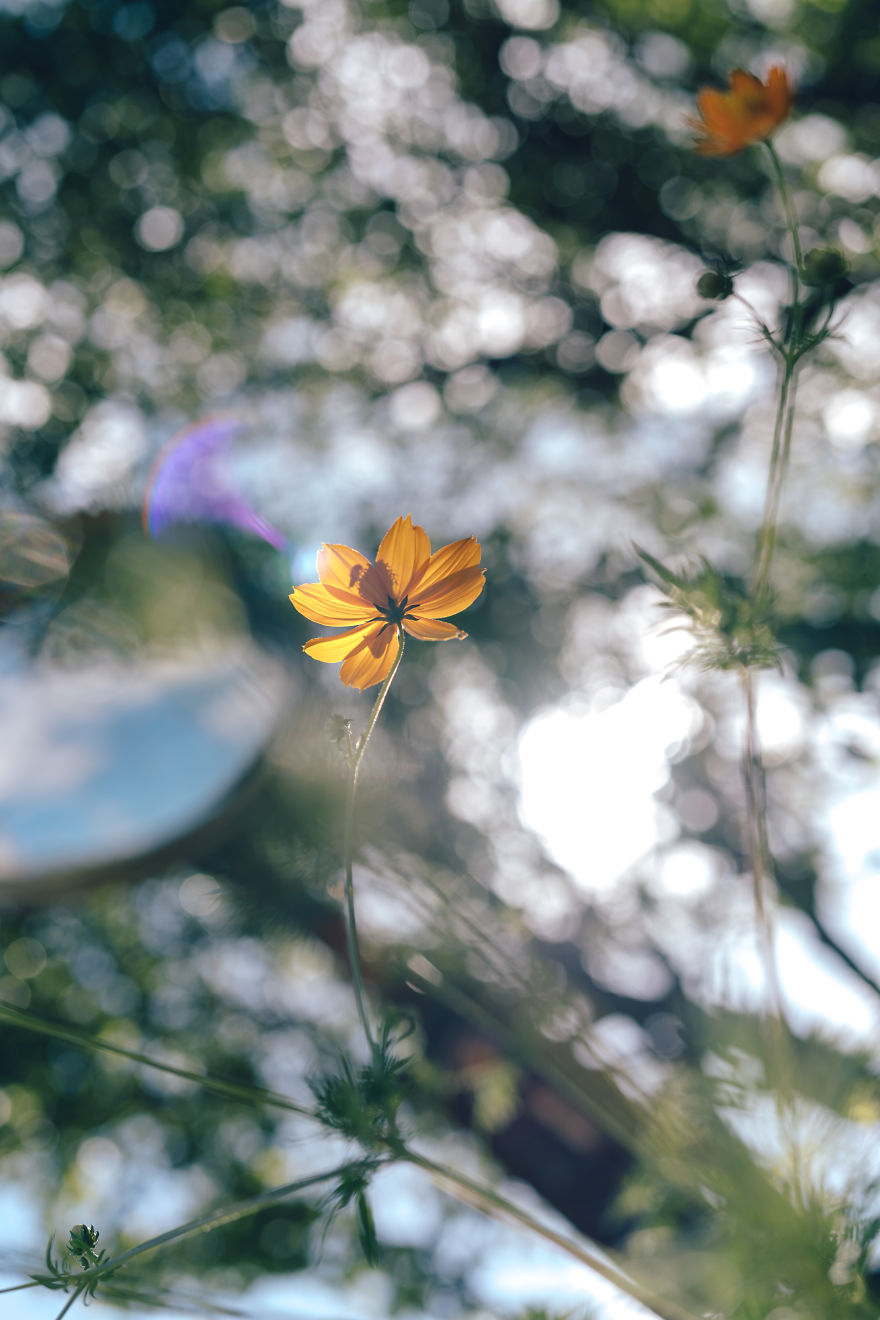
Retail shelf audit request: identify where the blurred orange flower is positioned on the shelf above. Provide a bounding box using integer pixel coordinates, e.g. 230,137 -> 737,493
690,66 -> 792,156
290,515 -> 484,690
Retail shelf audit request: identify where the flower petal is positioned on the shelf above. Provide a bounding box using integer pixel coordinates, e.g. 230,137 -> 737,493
729,68 -> 764,98
403,617 -> 467,641
766,65 -> 792,119
339,624 -> 399,689
290,582 -> 376,626
376,515 -> 432,598
317,542 -> 386,608
691,66 -> 792,156
692,91 -> 745,155
695,88 -> 731,127
409,566 -> 485,619
303,621 -> 384,663
408,536 -> 481,596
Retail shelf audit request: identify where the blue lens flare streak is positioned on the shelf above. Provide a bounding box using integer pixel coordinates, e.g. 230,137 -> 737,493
143,415 -> 288,552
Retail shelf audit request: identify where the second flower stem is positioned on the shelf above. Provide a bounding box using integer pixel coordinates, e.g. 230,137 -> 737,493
403,1148 -> 701,1320
752,353 -> 799,606
740,135 -> 807,1149
764,140 -> 803,300
740,667 -> 783,1021
53,1291 -> 84,1320
752,139 -> 806,607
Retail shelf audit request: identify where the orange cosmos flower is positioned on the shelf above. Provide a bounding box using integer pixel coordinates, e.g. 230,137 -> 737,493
290,515 -> 485,690
690,66 -> 792,156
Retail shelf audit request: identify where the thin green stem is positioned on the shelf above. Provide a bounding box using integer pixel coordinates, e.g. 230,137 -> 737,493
342,626 -> 406,1056
739,668 -> 783,1020
403,959 -> 643,1154
404,874 -> 654,1112
750,141 -> 806,603
0,1003 -> 312,1118
747,135 -> 803,923
62,1160 -> 372,1290
741,137 -> 813,1215
752,355 -> 799,605
403,1148 -> 702,1320
350,627 -> 407,778
740,668 -> 806,1206
53,1288 -> 84,1319
763,140 -> 803,302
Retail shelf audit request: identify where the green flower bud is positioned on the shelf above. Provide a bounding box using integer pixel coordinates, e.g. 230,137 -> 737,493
696,270 -> 734,300
69,1224 -> 99,1253
802,247 -> 847,286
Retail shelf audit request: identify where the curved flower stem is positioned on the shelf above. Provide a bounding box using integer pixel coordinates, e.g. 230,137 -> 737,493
746,133 -> 803,901
57,1161 -> 373,1293
403,956 -> 642,1153
752,141 -> 806,605
402,1148 -> 701,1320
752,352 -> 799,606
0,1003 -> 313,1118
763,140 -> 803,302
739,668 -> 783,1022
740,668 -> 805,1204
343,626 -> 406,1057
53,1289 -> 85,1320
738,139 -> 812,1207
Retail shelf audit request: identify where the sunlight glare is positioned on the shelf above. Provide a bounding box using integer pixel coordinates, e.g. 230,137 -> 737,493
517,677 -> 701,892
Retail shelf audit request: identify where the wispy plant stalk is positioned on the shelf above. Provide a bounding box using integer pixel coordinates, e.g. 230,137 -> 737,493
0,1003 -> 313,1117
740,135 -> 810,1003
52,1289 -> 84,1320
43,1161 -> 375,1295
403,1148 -> 702,1320
738,137 -> 812,1163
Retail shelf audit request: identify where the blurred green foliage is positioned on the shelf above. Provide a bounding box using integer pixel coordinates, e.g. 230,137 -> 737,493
1,0 -> 880,1317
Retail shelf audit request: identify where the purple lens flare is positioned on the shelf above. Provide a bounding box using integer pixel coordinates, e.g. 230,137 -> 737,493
143,415 -> 287,551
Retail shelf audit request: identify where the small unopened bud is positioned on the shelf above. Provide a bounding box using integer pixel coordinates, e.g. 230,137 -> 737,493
68,1223 -> 102,1270
69,1225 -> 99,1251
696,270 -> 733,300
802,247 -> 847,286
